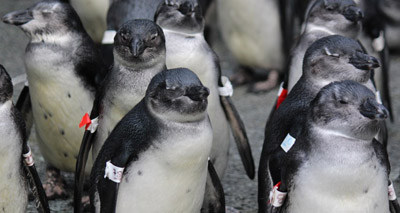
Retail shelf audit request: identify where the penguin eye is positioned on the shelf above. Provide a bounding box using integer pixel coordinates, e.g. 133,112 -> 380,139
150,33 -> 158,41
120,32 -> 129,42
339,100 -> 348,105
42,10 -> 53,16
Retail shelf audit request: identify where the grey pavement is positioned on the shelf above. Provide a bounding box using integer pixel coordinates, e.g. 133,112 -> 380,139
1,1 -> 400,212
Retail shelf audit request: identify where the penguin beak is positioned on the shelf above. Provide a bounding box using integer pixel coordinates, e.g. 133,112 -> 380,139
343,6 -> 364,23
359,98 -> 389,120
178,1 -> 195,16
349,52 -> 380,70
186,86 -> 210,101
130,39 -> 145,57
2,9 -> 33,26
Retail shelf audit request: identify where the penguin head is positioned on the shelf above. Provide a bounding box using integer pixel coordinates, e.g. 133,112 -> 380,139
2,0 -> 85,41
310,80 -> 388,140
154,0 -> 205,34
113,19 -> 166,68
146,68 -> 209,123
306,0 -> 363,38
303,35 -> 379,84
0,65 -> 13,104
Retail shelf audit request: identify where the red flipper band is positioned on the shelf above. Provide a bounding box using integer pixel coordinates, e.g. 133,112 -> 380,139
276,82 -> 288,109
268,181 -> 287,207
79,113 -> 99,133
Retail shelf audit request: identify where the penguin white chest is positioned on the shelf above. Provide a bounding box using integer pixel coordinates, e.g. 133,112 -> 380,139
115,121 -> 213,213
164,31 -> 231,176
288,145 -> 389,213
0,101 -> 28,212
25,47 -> 95,172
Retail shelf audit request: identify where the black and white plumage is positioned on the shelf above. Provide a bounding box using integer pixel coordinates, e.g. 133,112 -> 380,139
2,0 -> 105,174
287,0 -> 363,92
90,68 -> 224,213
258,35 -> 382,213
155,0 -> 254,179
278,81 -> 391,212
0,65 -> 49,213
74,19 -> 166,212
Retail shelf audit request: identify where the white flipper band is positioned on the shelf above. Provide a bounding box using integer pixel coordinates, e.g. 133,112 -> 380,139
104,160 -> 124,183
23,146 -> 34,167
218,76 -> 234,97
389,182 -> 397,201
376,91 -> 382,104
87,117 -> 99,133
102,30 -> 117,44
280,134 -> 296,153
372,31 -> 385,52
269,182 -> 287,207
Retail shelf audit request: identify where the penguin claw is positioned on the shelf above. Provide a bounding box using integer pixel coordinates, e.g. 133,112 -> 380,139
42,169 -> 68,200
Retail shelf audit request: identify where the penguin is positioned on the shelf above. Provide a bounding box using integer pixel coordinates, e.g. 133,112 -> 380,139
2,0 -> 106,198
356,0 -> 394,121
69,0 -> 110,43
0,65 -> 49,213
286,0 -> 364,92
154,0 -> 255,179
74,19 -> 166,212
379,0 -> 400,51
258,35 -> 381,213
216,0 -> 284,92
275,81 -> 393,212
90,68 -> 225,213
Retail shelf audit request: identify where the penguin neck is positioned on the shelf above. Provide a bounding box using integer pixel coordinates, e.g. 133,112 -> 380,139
309,124 -> 367,144
0,100 -> 12,113
162,28 -> 203,39
304,23 -> 336,35
28,30 -> 77,45
113,54 -> 166,72
301,75 -> 331,94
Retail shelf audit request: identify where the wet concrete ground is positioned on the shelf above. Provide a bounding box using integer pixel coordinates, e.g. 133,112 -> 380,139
1,0 -> 400,212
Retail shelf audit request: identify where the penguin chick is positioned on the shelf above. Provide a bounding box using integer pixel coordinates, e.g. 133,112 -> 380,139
90,68 -> 224,213
280,80 -> 390,213
0,65 -> 49,213
2,0 -> 106,199
74,19 -> 166,211
155,0 -> 255,179
259,35 -> 380,213
287,0 -> 364,92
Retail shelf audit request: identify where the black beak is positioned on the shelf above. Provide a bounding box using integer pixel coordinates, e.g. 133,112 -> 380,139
349,52 -> 380,70
186,86 -> 210,101
359,98 -> 389,120
130,38 -> 145,57
179,1 -> 195,16
2,9 -> 33,26
343,6 -> 364,23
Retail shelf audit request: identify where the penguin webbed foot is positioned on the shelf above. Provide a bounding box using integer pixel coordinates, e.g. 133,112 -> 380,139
248,70 -> 280,94
42,168 -> 69,200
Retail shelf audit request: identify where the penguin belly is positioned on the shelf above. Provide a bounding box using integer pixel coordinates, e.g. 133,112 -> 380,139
92,92 -> 144,159
216,0 -> 283,71
114,120 -> 212,213
70,0 -> 109,43
164,32 -> 231,177
25,47 -> 95,173
287,148 -> 389,213
0,101 -> 28,213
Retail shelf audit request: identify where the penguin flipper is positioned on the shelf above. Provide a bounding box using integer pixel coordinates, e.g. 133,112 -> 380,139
23,164 -> 50,213
74,103 -> 100,213
201,160 -> 226,213
16,85 -> 33,138
258,153 -> 273,213
378,41 -> 393,122
219,95 -> 255,179
390,200 -> 400,213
